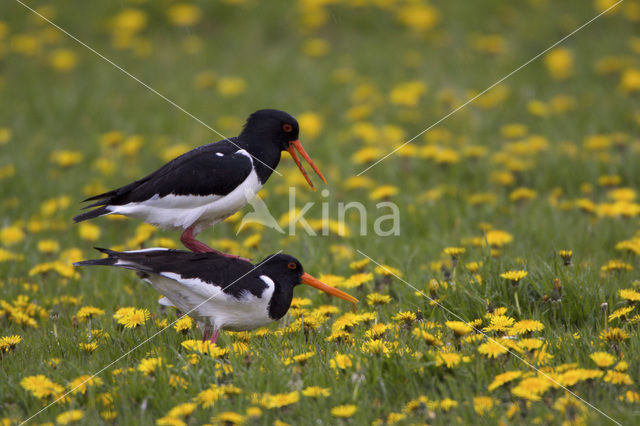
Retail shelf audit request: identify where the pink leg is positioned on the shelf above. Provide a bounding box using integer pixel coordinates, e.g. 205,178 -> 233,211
210,329 -> 220,345
202,324 -> 211,342
180,226 -> 250,261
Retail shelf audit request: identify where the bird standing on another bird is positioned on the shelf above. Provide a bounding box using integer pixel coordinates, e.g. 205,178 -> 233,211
75,248 -> 358,344
73,109 -> 326,256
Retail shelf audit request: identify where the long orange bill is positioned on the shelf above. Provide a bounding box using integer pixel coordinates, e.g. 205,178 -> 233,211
301,272 -> 358,305
286,140 -> 327,190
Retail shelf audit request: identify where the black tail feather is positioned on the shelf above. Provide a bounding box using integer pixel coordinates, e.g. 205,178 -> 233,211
81,189 -> 118,203
73,205 -> 110,223
73,248 -> 117,267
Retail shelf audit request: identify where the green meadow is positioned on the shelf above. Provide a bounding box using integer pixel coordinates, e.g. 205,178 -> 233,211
1,0 -> 640,424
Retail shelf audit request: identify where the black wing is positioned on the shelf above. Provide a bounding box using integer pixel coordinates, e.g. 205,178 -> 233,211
75,248 -> 267,299
74,139 -> 253,221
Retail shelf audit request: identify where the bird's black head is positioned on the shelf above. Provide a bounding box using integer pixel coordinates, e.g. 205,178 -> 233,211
257,253 -> 304,290
257,253 -> 358,321
240,109 -> 299,150
239,109 -> 326,189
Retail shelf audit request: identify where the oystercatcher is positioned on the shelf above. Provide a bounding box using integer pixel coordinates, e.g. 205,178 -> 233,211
74,248 -> 357,343
73,109 -> 326,255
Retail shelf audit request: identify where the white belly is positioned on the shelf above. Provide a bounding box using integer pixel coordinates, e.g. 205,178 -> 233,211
146,273 -> 275,331
109,169 -> 262,234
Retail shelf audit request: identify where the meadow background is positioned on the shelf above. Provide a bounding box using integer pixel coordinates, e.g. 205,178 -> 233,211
2,0 -> 640,424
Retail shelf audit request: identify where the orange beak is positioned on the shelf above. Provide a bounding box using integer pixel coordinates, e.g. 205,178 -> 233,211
301,272 -> 358,306
286,140 -> 327,190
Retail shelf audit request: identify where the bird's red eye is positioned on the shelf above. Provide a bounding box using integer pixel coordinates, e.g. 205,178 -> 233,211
283,123 -> 293,132
288,262 -> 297,270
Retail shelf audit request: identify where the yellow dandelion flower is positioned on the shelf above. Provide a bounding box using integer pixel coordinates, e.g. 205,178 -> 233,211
473,396 -> 495,415
67,375 -> 103,395
56,409 -> 84,425
302,38 -> 329,57
0,127 -> 12,145
292,351 -> 315,364
443,247 -> 465,258
488,371 -> 523,391
621,68 -> 640,93
509,187 -> 537,202
518,338 -> 543,351
20,375 -> 65,400
509,319 -> 544,335
435,351 -> 462,368
609,306 -> 635,321
167,402 -> 197,418
167,3 -> 202,26
483,315 -> 515,332
366,293 -> 392,306
412,327 -> 441,346
500,270 -> 528,283
174,316 -> 193,333
329,353 -> 352,370
217,77 -> 246,97
343,272 -> 373,289
392,311 -> 416,324
212,412 -> 245,425
600,327 -> 630,342
49,49 -> 77,72
50,150 -> 83,167
544,48 -> 573,79
484,230 -> 513,247
78,222 -> 101,242
603,370 -> 633,385
619,288 -> 640,302
117,308 -> 150,328
79,342 -> 98,353
301,386 -> 330,398
601,260 -> 633,273
511,377 -> 552,401
75,306 -> 105,322
297,112 -> 323,139
478,340 -> 509,358
395,4 -> 440,32
439,398 -> 459,411
445,321 -> 473,336
37,239 -> 60,254
137,357 -> 164,375
259,391 -> 300,409
0,335 -> 22,352
590,351 -> 616,368
330,404 -> 357,418
389,81 -> 427,107
351,146 -> 384,164
369,185 -> 398,201
1,225 -> 25,246
374,264 -> 402,277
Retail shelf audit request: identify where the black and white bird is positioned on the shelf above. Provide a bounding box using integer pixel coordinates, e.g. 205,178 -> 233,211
73,109 -> 326,256
74,248 -> 358,344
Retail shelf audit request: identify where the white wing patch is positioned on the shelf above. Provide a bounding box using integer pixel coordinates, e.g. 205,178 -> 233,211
108,150 -> 262,233
145,271 -> 274,331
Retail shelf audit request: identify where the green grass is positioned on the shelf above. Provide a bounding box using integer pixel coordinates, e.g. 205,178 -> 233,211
1,0 -> 640,424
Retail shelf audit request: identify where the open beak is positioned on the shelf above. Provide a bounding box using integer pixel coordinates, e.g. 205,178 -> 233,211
301,272 -> 358,305
286,140 -> 327,190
